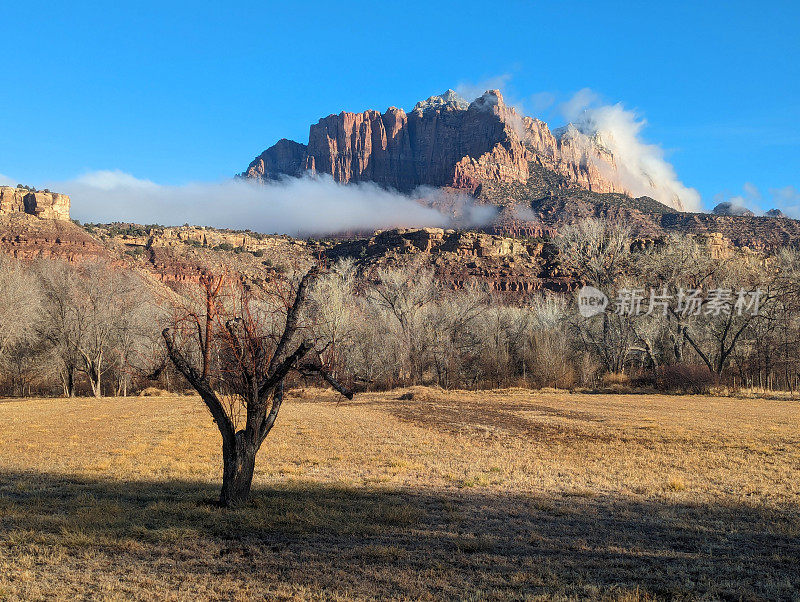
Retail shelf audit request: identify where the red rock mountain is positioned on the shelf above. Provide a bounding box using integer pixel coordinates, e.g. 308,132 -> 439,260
242,90 -> 684,210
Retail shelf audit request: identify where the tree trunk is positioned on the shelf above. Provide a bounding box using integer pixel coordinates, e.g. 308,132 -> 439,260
89,371 -> 102,397
219,433 -> 257,507
87,359 -> 102,397
61,367 -> 75,398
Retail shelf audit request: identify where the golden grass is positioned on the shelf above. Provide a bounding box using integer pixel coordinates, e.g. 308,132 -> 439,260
0,388 -> 797,600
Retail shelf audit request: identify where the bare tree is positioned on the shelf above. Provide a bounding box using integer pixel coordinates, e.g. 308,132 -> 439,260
35,260 -> 145,397
35,259 -> 82,397
0,255 -> 40,363
557,219 -> 637,374
370,262 -> 437,384
556,218 -> 631,287
525,295 -> 574,387
307,259 -> 360,386
162,269 -> 352,507
73,263 -> 146,397
426,284 -> 487,388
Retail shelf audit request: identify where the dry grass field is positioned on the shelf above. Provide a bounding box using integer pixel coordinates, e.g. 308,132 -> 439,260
0,387 -> 797,600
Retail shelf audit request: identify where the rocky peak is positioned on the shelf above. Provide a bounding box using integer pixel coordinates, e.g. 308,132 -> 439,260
468,89 -> 504,111
412,89 -> 469,113
766,208 -> 785,218
553,123 -> 583,143
243,138 -> 307,181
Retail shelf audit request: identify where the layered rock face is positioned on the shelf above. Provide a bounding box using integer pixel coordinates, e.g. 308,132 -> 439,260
0,213 -> 104,262
328,227 -> 571,293
242,90 -> 678,207
0,186 -> 70,220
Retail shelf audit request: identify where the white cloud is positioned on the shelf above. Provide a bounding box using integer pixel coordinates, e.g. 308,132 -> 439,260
768,185 -> 800,217
71,169 -> 160,191
450,80 -> 701,211
48,171 -> 482,235
0,174 -> 16,186
527,92 -> 556,115
770,185 -> 800,204
560,88 -> 701,212
560,88 -> 599,123
742,182 -> 762,202
723,182 -> 763,214
455,74 -> 513,103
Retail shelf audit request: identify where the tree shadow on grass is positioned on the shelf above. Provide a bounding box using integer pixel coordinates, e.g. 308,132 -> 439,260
0,470 -> 798,599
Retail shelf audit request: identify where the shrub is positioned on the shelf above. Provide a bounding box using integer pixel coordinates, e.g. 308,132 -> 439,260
601,372 -> 630,387
527,330 -> 575,389
629,370 -> 656,388
139,387 -> 171,397
577,352 -> 602,387
656,364 -> 717,394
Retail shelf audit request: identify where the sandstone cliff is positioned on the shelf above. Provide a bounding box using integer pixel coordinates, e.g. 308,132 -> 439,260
0,186 -> 70,220
241,90 -> 682,209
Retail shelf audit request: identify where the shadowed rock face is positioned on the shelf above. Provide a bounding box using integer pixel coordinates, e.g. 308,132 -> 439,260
244,139 -> 307,181
241,90 -> 671,206
0,186 -> 70,220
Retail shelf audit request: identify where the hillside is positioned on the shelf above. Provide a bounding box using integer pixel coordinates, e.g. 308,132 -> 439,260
0,179 -> 798,295
0,214 -> 781,297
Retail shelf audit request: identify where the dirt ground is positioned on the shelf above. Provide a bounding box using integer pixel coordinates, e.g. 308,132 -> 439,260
0,387 -> 797,600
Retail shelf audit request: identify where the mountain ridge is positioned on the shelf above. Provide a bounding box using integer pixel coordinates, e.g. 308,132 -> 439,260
241,89 -> 681,209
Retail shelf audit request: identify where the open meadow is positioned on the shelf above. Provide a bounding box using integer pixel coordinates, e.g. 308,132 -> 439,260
0,388 -> 797,600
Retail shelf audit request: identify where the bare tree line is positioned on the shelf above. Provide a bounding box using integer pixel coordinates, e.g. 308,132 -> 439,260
2,219 -> 800,397
0,257 -> 161,397
308,222 -> 800,392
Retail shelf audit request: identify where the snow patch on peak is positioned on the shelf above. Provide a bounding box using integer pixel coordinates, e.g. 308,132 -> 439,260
413,89 -> 470,113
468,89 -> 505,112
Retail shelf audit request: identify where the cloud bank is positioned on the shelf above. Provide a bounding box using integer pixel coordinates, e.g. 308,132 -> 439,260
560,88 -> 701,211
48,170 -> 467,235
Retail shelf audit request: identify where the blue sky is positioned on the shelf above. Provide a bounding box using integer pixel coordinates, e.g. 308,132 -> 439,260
1,0 -> 798,214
